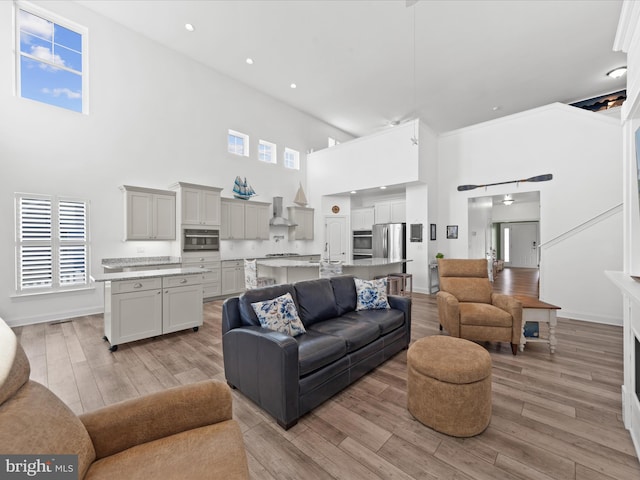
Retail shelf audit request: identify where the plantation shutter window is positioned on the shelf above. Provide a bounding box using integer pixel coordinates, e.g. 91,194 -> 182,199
16,194 -> 89,293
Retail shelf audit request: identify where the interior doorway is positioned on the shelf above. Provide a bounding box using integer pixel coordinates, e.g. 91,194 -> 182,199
468,190 -> 541,269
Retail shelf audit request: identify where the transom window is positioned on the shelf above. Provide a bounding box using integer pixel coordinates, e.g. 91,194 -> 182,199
258,140 -> 277,164
16,3 -> 87,113
284,148 -> 300,170
15,193 -> 90,294
228,129 -> 249,156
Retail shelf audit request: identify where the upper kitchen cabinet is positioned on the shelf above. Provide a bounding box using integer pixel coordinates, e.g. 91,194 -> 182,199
245,202 -> 271,240
220,198 -> 270,240
170,182 -> 223,226
121,185 -> 176,241
374,200 -> 406,224
352,207 -> 375,230
288,206 -> 314,240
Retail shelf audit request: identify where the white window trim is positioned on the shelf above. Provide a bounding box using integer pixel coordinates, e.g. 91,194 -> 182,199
258,139 -> 277,164
15,192 -> 91,296
284,147 -> 300,170
14,1 -> 90,114
228,129 -> 250,157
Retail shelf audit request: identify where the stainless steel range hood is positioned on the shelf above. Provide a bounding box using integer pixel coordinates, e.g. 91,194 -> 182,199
270,196 -> 297,226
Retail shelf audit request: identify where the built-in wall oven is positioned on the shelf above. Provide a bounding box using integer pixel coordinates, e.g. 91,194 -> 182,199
353,229 -> 373,260
183,228 -> 220,252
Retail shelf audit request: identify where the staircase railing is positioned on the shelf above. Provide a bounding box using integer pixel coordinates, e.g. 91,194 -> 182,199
538,203 -> 623,249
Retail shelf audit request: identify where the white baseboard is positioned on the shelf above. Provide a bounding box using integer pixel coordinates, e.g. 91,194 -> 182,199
6,307 -> 104,328
557,309 -> 623,326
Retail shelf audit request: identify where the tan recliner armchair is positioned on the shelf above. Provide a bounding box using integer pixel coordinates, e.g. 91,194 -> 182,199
0,318 -> 249,479
436,259 -> 522,355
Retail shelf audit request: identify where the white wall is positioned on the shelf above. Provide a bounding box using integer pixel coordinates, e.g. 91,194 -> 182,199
438,103 -> 623,324
307,120 -> 438,293
0,1 -> 351,326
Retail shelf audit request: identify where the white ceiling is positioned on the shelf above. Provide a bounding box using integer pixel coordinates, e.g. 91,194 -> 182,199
76,0 -> 627,138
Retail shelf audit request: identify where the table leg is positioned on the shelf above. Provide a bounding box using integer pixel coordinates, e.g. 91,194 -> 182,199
549,310 -> 557,354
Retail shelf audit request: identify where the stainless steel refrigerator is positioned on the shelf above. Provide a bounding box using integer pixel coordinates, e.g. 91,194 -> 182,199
372,223 -> 406,262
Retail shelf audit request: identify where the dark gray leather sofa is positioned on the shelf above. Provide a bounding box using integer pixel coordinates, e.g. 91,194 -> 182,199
222,275 -> 412,429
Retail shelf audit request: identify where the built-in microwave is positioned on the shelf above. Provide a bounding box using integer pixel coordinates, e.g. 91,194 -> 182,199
183,228 -> 219,252
353,230 -> 373,251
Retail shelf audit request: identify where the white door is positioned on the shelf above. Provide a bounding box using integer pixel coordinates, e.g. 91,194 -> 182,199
325,216 -> 347,262
503,222 -> 538,267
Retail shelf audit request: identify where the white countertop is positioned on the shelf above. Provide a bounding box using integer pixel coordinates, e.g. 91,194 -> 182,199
92,267 -> 209,283
101,256 -> 182,270
257,258 -> 411,268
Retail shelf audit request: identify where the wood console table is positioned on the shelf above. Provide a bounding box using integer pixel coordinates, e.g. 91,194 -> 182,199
514,295 -> 560,353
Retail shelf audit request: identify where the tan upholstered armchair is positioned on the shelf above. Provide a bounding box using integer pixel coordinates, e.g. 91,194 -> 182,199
0,318 -> 249,479
436,259 -> 522,355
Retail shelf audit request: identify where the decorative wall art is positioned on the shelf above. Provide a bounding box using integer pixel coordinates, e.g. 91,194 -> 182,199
446,225 -> 458,239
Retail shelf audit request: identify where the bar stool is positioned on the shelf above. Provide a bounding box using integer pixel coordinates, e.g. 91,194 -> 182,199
374,275 -> 402,296
388,272 -> 413,297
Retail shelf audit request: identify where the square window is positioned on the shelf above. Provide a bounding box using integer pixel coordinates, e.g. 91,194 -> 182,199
284,148 -> 300,170
258,139 -> 277,164
228,129 -> 249,156
17,4 -> 87,113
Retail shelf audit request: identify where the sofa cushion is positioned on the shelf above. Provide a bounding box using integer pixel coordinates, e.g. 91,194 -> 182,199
354,278 -> 390,310
342,308 -> 405,335
294,279 -> 339,327
330,275 -> 357,315
238,284 -> 297,327
296,332 -> 348,376
459,303 -> 513,327
307,318 -> 380,353
251,293 -> 306,337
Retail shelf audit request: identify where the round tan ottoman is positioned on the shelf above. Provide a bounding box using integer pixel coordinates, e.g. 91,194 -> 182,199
407,336 -> 492,437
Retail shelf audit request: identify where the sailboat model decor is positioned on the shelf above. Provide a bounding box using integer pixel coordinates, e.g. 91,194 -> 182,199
232,176 -> 256,200
294,182 -> 308,206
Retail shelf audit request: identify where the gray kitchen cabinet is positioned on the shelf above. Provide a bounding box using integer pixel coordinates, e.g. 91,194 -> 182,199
103,273 -> 202,351
171,182 -> 222,226
288,206 -> 314,240
162,275 -> 204,333
121,185 -> 176,241
182,252 -> 221,299
221,259 -> 245,295
244,202 -> 270,240
221,198 -> 270,240
221,199 -> 245,239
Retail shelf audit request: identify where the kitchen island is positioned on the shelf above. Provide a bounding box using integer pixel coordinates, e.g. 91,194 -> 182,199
93,267 -> 208,351
257,258 -> 410,284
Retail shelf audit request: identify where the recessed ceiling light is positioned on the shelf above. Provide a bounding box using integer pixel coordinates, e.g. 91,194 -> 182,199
607,66 -> 627,78
290,83 -> 297,89
246,58 -> 254,65
350,191 -> 357,194
380,186 -> 387,190
492,106 -> 501,111
184,23 -> 195,32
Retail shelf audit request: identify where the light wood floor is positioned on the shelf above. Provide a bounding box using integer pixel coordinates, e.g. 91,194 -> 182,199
12,268 -> 639,480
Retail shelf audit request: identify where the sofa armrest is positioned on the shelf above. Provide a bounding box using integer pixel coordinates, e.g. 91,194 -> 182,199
492,293 -> 523,343
436,291 -> 460,336
388,295 -> 412,342
222,326 -> 300,428
79,380 -> 233,459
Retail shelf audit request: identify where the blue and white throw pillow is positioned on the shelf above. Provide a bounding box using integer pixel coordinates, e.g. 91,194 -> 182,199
354,278 -> 390,311
251,292 -> 306,337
